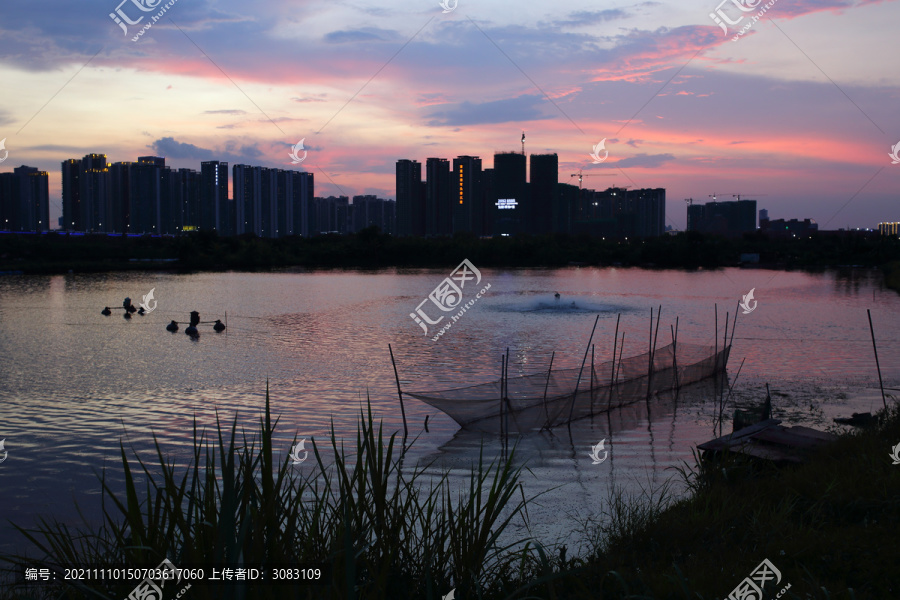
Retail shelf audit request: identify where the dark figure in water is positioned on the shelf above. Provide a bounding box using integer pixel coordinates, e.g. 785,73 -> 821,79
554,292 -> 560,299
186,311 -> 200,337
123,298 -> 137,314
166,320 -> 179,332
137,306 -> 145,315
101,307 -> 112,316
213,319 -> 226,332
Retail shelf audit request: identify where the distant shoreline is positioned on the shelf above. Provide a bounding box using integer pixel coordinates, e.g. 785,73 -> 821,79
1,230 -> 899,282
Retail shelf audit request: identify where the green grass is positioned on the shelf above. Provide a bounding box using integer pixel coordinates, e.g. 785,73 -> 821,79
3,392 -> 899,599
0,387 -> 561,599
560,403 -> 900,599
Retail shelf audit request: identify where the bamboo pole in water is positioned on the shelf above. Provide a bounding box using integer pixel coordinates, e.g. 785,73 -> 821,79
542,351 -> 555,424
505,347 -> 510,441
867,309 -> 888,410
388,344 -> 408,438
671,318 -> 679,390
608,314 -> 620,410
730,301 -> 740,348
499,354 -> 505,439
615,333 -> 625,385
714,303 -> 719,374
723,311 -> 730,372
646,306 -> 661,400
590,344 -> 595,415
568,314 -> 600,423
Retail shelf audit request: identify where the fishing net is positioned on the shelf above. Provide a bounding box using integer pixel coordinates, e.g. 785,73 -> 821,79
406,342 -> 730,432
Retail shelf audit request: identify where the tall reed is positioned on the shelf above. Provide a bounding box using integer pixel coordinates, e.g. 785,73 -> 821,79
1,387 -> 549,600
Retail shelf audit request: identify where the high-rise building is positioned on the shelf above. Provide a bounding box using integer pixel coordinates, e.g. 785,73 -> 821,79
481,168 -> 494,236
80,154 -> 110,232
61,159 -> 82,231
396,159 -> 423,236
425,158 -> 450,236
452,156 -> 482,234
0,166 -> 50,232
571,187 -> 665,239
553,182 -> 580,234
687,199 -> 756,237
108,161 -> 134,233
276,169 -> 294,237
878,222 -> 899,236
529,154 -> 557,235
177,168 -> 202,232
130,156 -> 165,234
291,171 -> 314,237
492,152 -> 527,236
200,161 -> 229,234
760,217 -> 818,237
259,168 -> 278,238
350,195 -> 396,233
233,164 -> 261,236
0,172 -> 13,230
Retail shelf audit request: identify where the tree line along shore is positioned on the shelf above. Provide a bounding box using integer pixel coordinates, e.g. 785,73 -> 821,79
1,229 -> 900,284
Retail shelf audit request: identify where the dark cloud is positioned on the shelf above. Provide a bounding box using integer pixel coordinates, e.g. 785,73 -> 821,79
323,28 -> 398,44
149,136 -> 263,164
554,9 -> 631,27
425,95 -> 547,126
586,153 -> 676,169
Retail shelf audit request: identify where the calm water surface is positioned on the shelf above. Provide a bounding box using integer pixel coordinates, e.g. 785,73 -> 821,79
1,267 -> 898,557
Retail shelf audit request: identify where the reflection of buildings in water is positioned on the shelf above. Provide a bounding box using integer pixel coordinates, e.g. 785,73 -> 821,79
832,266 -> 878,295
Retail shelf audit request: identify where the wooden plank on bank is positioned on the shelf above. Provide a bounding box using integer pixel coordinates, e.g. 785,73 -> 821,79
698,421 -> 837,465
697,419 -> 781,452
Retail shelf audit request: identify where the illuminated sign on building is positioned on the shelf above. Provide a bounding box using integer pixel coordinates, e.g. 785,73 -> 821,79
496,198 -> 518,209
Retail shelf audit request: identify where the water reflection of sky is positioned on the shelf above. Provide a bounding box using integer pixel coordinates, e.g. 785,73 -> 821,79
0,267 -> 898,556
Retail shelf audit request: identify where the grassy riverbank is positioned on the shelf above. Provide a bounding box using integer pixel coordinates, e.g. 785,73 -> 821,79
2,229 -> 900,273
2,394 -> 898,599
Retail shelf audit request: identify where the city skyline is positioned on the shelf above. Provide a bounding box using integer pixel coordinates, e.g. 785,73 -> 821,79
0,0 -> 898,231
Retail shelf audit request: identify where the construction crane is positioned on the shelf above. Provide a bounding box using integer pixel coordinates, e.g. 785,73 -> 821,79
685,198 -> 694,205
708,193 -> 738,201
570,169 -> 616,190
732,194 -> 768,201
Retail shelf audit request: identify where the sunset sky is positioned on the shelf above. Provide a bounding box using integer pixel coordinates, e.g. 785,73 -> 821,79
0,0 -> 898,230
